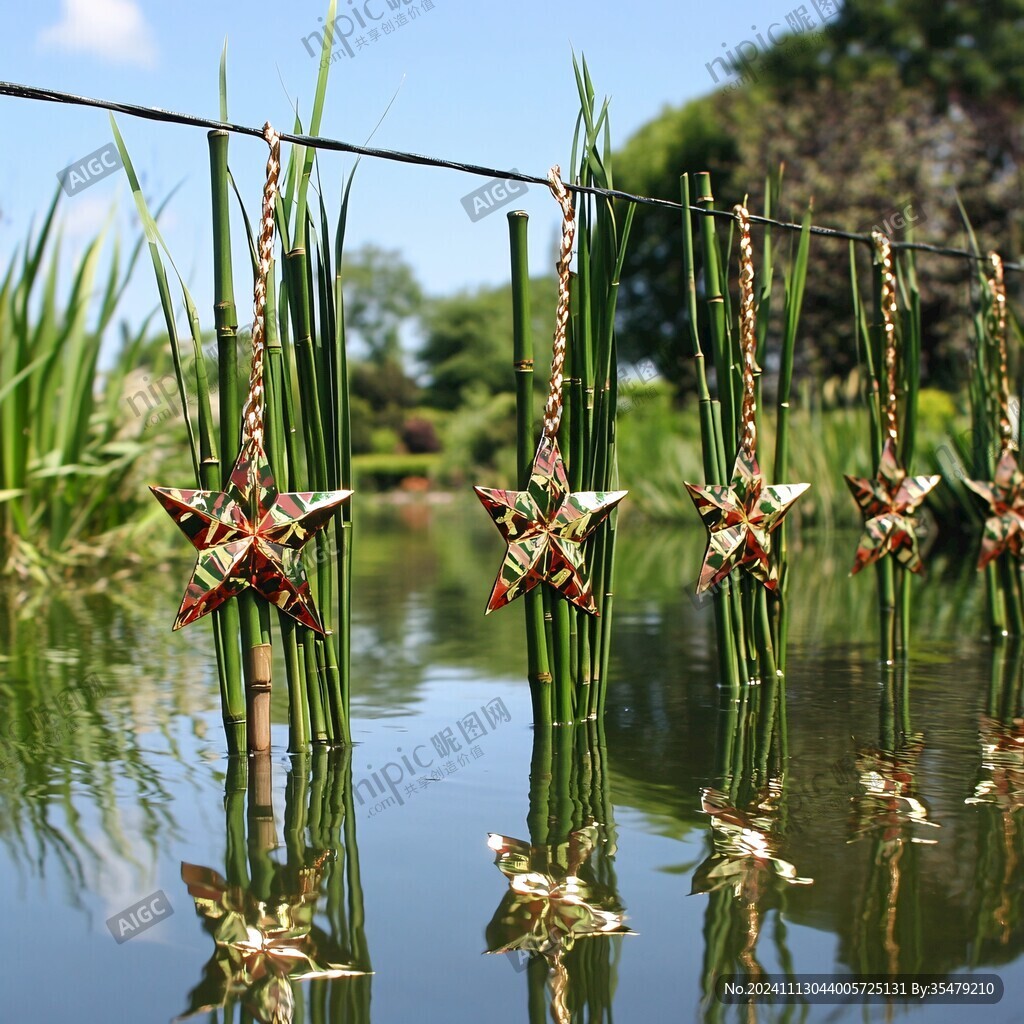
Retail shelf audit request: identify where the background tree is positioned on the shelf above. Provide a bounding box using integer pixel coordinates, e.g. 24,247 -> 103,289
341,243 -> 423,367
335,245 -> 425,453
614,0 -> 1024,393
418,276 -> 557,409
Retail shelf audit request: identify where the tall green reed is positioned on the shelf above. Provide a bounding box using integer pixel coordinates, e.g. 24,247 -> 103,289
0,192 -> 155,577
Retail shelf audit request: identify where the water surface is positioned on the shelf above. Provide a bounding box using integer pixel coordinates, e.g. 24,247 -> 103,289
1,498 -> 1020,1022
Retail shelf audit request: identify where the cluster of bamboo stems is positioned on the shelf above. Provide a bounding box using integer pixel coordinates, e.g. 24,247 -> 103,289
961,225 -> 1024,637
510,58 -> 636,727
848,235 -> 926,662
113,28 -> 355,754
680,170 -> 812,688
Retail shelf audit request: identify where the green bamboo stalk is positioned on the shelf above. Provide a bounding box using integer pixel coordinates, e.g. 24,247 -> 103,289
313,640 -> 334,745
565,58 -> 633,723
209,130 -> 240,477
303,632 -> 328,744
697,175 -> 751,681
754,175 -> 775,426
283,246 -> 337,738
681,174 -> 740,692
112,116 -> 245,751
263,263 -> 311,750
771,207 -> 812,668
309,209 -> 348,745
552,596 -> 574,725
563,309 -> 582,697
508,212 -> 552,723
773,208 -> 812,484
209,127 -> 266,746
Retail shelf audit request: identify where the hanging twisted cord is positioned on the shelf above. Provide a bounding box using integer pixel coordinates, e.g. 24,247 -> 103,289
988,251 -> 1014,450
541,165 -> 576,442
872,232 -> 900,445
734,205 -> 760,457
240,123 -> 281,450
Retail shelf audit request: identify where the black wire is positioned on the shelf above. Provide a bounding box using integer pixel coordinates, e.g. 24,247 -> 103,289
1,79 -> 1019,272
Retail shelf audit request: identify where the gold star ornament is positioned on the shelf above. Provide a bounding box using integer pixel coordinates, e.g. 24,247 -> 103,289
845,438 -> 940,575
474,437 -> 626,615
686,448 -> 809,594
151,437 -> 351,633
964,449 -> 1024,570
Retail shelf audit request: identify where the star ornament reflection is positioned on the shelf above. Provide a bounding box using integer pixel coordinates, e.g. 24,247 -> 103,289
176,858 -> 368,1024
844,439 -> 940,575
685,448 -> 809,594
964,449 -> 1024,570
691,786 -> 813,902
483,828 -> 633,961
151,437 -> 352,633
474,437 -> 627,615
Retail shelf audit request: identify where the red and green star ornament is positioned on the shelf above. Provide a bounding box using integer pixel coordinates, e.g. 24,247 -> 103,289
474,437 -> 626,615
685,448 -> 809,594
151,437 -> 351,633
963,448 -> 1024,570
844,438 -> 940,575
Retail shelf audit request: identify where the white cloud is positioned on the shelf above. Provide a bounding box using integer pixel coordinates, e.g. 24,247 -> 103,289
38,0 -> 158,69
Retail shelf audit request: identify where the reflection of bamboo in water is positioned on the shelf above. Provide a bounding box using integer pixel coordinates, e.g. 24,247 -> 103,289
177,751 -> 371,1024
849,666 -> 934,982
694,674 -> 810,1024
485,720 -> 632,1024
967,643 -> 1024,959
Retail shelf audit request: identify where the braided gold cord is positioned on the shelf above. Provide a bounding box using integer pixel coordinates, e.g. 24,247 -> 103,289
872,231 -> 900,445
240,122 -> 282,449
734,205 -> 760,457
542,166 -> 576,442
989,252 -> 1014,450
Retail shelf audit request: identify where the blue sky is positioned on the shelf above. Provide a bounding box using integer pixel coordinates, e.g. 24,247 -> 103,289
0,0 -> 793,349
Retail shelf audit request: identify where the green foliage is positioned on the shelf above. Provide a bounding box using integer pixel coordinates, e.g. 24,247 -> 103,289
435,386 -> 517,484
0,191 -> 156,575
620,392 -> 965,531
341,243 -> 423,366
764,0 -> 1024,103
418,276 -> 556,409
369,425 -> 401,454
614,0 -> 1024,392
352,451 -> 439,490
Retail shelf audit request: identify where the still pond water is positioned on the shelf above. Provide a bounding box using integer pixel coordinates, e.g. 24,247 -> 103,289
0,498 -> 1021,1023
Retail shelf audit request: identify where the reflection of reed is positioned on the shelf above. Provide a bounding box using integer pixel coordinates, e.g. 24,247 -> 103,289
967,643 -> 1024,961
484,720 -> 632,1023
849,667 -> 936,978
0,586 -> 205,901
177,750 -> 371,1024
693,671 -> 811,1024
